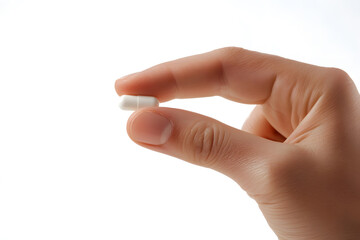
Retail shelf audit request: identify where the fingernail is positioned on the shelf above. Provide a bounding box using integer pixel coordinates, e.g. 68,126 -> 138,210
115,73 -> 138,95
116,72 -> 137,85
130,111 -> 173,145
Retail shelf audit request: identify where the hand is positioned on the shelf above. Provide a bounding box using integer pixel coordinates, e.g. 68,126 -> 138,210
115,47 -> 360,240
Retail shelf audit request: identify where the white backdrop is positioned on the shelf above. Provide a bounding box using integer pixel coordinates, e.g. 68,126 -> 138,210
0,0 -> 359,239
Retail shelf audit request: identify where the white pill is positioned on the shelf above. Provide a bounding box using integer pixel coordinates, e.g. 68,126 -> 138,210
119,95 -> 159,111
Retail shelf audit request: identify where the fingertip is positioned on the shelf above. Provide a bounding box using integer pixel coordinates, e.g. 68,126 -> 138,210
126,109 -> 141,138
114,72 -> 139,96
114,72 -> 175,102
114,78 -> 126,96
125,107 -> 161,139
126,108 -> 173,146
114,79 -> 122,96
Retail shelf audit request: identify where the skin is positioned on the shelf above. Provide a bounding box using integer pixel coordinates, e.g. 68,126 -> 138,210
115,47 -> 360,240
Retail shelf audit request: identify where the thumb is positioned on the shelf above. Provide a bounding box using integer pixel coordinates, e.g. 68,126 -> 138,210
127,107 -> 283,193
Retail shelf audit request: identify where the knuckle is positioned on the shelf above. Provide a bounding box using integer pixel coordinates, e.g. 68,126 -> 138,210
264,146 -> 315,191
216,46 -> 245,59
183,122 -> 227,168
327,67 -> 350,79
323,68 -> 353,93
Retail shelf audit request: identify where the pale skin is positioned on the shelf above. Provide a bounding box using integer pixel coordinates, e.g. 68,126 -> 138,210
115,47 -> 360,240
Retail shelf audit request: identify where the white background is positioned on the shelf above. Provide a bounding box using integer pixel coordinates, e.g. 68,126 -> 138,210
0,0 -> 359,239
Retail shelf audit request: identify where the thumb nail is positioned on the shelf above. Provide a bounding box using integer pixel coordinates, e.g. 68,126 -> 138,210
129,111 -> 173,145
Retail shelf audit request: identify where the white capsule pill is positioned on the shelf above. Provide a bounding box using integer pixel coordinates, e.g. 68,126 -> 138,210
119,95 -> 159,111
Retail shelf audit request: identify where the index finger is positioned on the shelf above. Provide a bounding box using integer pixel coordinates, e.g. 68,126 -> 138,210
114,47 -> 309,104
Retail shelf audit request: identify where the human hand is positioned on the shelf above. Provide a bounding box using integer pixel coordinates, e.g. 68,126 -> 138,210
115,47 -> 360,240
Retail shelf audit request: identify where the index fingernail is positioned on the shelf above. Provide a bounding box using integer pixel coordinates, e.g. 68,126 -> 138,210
116,73 -> 137,90
117,72 -> 138,82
